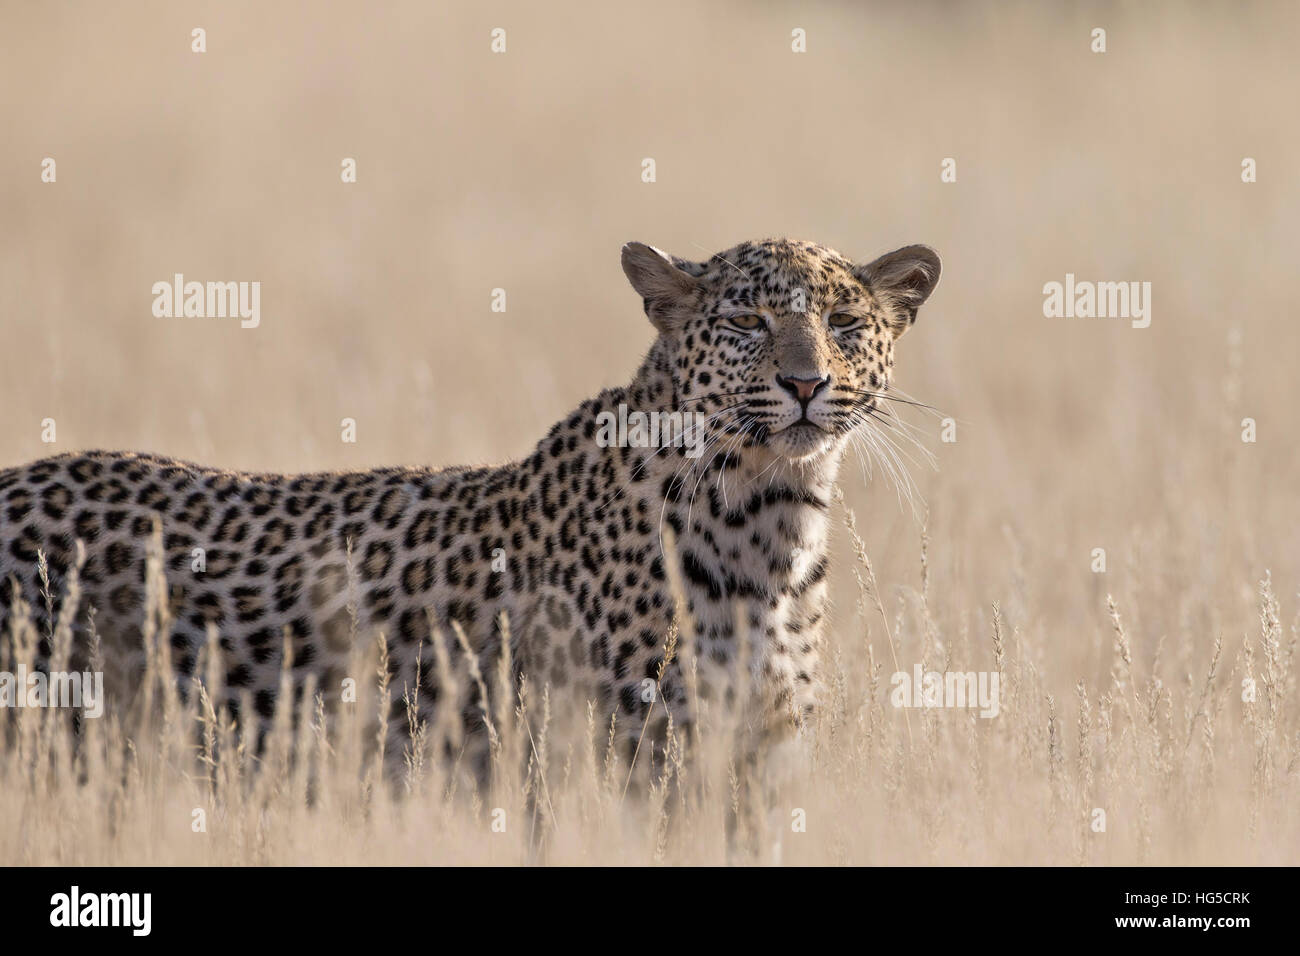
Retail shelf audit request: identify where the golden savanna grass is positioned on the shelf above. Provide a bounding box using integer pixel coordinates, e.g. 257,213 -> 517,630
2,1 -> 1299,864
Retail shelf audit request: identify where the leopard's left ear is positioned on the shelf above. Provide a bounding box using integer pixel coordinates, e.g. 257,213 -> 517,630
621,242 -> 702,332
855,245 -> 941,337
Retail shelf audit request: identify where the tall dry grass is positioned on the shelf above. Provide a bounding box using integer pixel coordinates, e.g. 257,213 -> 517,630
1,506 -> 1296,866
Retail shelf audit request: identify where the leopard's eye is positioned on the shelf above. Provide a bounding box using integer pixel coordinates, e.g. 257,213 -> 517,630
723,314 -> 763,332
828,312 -> 860,330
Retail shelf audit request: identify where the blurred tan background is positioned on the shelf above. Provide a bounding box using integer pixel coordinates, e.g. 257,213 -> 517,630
3,0 -> 1298,703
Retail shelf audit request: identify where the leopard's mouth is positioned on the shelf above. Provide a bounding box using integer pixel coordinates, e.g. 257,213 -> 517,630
769,415 -> 829,436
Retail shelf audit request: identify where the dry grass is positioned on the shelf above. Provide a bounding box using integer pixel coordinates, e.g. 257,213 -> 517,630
1,510 -> 1296,865
3,0 -> 1300,864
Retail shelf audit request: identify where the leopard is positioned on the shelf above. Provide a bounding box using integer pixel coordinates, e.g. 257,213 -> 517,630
0,237 -> 940,796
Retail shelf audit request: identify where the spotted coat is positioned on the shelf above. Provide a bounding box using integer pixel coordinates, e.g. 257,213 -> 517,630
0,238 -> 940,781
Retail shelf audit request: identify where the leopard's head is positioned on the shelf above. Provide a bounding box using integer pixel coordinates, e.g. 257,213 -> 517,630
622,237 -> 940,462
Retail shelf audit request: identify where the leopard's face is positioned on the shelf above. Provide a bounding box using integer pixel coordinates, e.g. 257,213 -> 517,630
622,238 -> 941,462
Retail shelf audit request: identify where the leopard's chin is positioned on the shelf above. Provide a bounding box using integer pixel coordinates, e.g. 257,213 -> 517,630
768,421 -> 836,461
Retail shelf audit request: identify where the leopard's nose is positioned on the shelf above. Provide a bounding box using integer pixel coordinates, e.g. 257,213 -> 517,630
775,374 -> 830,403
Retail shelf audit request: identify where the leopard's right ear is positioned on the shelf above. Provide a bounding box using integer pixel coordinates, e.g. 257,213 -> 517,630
621,242 -> 701,332
854,244 -> 941,338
